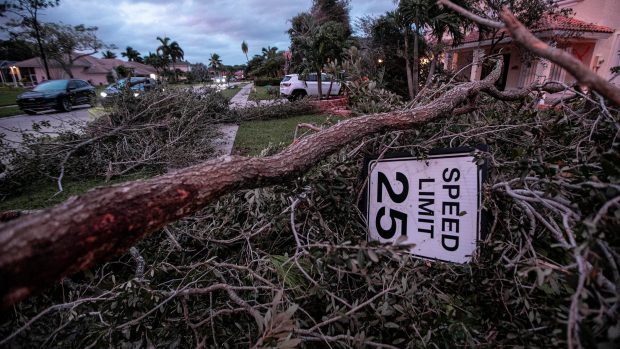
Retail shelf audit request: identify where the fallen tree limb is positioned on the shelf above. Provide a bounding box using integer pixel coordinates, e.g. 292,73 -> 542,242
0,61 -> 503,308
438,0 -> 620,106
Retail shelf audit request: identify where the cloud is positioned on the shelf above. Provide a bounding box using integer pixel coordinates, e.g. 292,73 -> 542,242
44,0 -> 394,65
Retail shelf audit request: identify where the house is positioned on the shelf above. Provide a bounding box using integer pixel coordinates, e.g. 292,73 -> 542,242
171,60 -> 192,73
14,54 -> 158,86
444,0 -> 620,90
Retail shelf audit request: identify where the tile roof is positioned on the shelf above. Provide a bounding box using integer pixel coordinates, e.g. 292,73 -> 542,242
534,14 -> 614,34
14,55 -> 157,76
455,14 -> 614,45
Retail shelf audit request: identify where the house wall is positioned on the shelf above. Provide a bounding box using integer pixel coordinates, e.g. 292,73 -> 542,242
30,67 -> 108,85
455,50 -> 473,80
71,69 -> 108,85
561,0 -> 620,82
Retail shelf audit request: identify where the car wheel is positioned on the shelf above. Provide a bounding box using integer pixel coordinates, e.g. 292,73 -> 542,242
89,94 -> 97,107
58,97 -> 72,112
291,90 -> 307,101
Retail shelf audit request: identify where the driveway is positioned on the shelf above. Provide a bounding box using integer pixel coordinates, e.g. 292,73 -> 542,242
0,106 -> 94,145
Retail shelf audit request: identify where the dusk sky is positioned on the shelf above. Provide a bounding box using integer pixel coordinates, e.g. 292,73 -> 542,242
38,0 -> 395,66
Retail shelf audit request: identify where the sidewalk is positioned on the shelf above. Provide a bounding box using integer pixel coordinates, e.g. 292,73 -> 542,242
229,83 -> 253,109
210,84 -> 251,155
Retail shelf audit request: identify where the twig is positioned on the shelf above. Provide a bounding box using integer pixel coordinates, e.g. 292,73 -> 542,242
129,247 -> 145,280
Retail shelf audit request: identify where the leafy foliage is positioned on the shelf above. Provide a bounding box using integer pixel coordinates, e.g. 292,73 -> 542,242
0,89 -> 227,197
288,1 -> 352,97
1,92 -> 618,348
346,79 -> 404,114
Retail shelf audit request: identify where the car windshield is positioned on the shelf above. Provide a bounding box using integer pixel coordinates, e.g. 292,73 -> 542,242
33,80 -> 68,91
114,78 -> 147,88
282,76 -> 292,82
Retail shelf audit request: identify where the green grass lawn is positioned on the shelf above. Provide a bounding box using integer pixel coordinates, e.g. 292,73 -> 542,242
0,106 -> 22,118
249,85 -> 278,101
0,172 -> 152,211
233,114 -> 343,156
0,86 -> 27,106
219,86 -> 241,99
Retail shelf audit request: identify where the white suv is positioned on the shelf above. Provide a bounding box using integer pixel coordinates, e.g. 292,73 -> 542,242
279,73 -> 341,100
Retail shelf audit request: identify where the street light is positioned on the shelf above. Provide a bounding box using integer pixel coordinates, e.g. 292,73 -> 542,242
377,59 -> 384,64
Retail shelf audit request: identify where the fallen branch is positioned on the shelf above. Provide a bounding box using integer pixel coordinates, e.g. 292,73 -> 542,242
0,61 -> 503,308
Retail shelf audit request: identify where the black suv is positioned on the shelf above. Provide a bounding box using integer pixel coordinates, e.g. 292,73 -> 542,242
16,79 -> 96,114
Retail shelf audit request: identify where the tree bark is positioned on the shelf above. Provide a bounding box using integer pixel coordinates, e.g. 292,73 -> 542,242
0,61 -> 504,308
424,52 -> 438,88
32,11 -> 51,80
412,27 -> 420,97
404,28 -> 415,101
316,68 -> 323,99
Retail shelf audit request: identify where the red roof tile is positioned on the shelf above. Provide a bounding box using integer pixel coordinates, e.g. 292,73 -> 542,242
455,14 -> 614,45
533,14 -> 614,34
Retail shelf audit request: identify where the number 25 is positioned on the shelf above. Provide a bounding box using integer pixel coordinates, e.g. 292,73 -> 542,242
375,171 -> 409,239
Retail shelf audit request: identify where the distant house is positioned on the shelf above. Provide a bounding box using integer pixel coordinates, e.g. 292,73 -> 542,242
444,0 -> 620,90
14,54 -> 158,86
234,70 -> 245,80
172,60 -> 192,73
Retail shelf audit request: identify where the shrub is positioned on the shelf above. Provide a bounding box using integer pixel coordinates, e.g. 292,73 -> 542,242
345,79 -> 404,114
1,96 -> 618,348
0,89 -> 227,196
225,98 -> 318,122
254,77 -> 282,86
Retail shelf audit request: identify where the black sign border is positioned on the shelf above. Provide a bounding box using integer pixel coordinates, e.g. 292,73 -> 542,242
360,145 -> 489,263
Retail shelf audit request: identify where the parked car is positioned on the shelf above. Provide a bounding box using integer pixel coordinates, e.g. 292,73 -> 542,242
214,75 -> 227,84
99,77 -> 158,103
16,79 -> 96,114
279,73 -> 341,100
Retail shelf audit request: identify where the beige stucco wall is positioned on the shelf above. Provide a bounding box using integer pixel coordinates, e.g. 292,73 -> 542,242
31,67 -> 109,86
561,0 -> 620,82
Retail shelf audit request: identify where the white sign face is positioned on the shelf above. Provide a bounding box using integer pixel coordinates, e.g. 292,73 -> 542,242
367,152 -> 483,264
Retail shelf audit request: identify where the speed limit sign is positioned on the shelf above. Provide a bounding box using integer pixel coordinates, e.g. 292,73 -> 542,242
366,149 -> 486,264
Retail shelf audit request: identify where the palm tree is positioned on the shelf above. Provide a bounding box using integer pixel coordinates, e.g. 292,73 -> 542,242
169,41 -> 184,82
241,40 -> 249,62
101,50 -> 117,59
157,37 -> 184,81
121,46 -> 142,62
261,46 -> 278,60
145,52 -> 165,76
398,0 -> 468,98
156,36 -> 172,77
259,46 -> 282,78
209,53 -> 222,75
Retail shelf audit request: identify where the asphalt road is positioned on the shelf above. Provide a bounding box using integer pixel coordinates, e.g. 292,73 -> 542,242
0,105 -> 94,145
0,104 -> 239,156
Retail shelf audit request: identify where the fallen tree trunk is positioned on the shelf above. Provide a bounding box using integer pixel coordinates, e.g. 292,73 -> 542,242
0,62 -> 503,308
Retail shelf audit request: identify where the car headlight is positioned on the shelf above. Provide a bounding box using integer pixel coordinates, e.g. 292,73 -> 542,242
100,92 -> 107,98
133,92 -> 139,97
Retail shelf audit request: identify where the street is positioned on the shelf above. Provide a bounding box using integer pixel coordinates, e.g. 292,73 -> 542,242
0,105 -> 94,145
